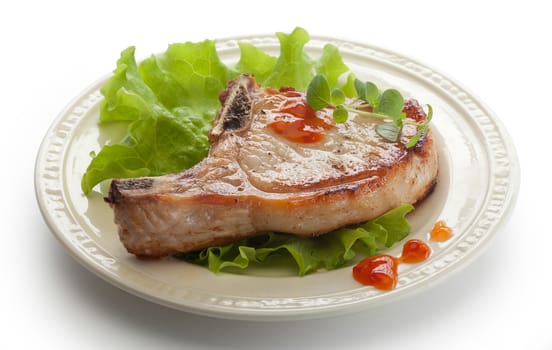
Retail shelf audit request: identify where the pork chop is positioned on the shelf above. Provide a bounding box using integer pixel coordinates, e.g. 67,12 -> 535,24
106,74 -> 438,258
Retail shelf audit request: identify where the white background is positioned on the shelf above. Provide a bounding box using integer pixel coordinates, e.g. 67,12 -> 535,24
1,0 -> 549,349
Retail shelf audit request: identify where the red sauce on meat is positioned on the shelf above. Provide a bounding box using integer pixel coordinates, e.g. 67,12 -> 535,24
267,88 -> 334,143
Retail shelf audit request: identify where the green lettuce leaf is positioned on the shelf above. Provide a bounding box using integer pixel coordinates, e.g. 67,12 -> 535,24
263,29 -> 349,91
235,42 -> 277,82
153,40 -> 238,112
81,112 -> 209,194
316,44 -> 349,88
264,27 -> 315,90
82,41 -> 236,194
177,204 -> 414,276
99,46 -> 160,123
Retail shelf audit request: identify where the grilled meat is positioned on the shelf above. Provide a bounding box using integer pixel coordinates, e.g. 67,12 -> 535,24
106,74 -> 438,258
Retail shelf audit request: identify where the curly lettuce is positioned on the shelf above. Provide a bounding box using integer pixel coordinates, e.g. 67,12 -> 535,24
177,205 -> 414,276
81,41 -> 237,193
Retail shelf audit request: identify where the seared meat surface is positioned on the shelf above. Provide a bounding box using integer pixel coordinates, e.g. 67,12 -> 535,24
106,75 -> 438,258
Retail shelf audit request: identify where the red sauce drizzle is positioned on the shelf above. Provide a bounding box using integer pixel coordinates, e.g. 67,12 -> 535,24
353,221 -> 454,290
267,88 -> 334,143
353,239 -> 431,290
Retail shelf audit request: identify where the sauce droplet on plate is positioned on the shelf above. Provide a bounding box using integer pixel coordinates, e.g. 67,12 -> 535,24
353,255 -> 398,290
430,220 -> 453,242
353,239 -> 431,290
399,239 -> 431,263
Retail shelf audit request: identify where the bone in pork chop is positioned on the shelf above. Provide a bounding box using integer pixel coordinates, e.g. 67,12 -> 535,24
105,74 -> 438,258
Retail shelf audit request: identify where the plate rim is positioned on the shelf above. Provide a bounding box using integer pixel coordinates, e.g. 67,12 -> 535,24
34,33 -> 520,321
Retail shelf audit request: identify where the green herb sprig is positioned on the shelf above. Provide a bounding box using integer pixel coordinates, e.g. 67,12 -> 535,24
306,74 -> 432,147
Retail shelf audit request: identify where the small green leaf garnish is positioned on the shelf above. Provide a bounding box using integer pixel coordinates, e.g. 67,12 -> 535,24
377,89 -> 404,120
355,79 -> 379,106
406,104 -> 433,148
306,74 -> 331,111
376,122 -> 400,142
306,74 -> 432,148
354,79 -> 366,100
333,105 -> 348,123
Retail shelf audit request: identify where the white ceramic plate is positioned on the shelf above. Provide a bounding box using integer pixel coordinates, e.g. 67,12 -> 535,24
35,34 -> 519,321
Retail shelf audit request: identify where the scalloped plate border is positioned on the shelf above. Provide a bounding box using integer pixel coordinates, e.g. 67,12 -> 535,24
35,34 -> 520,321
